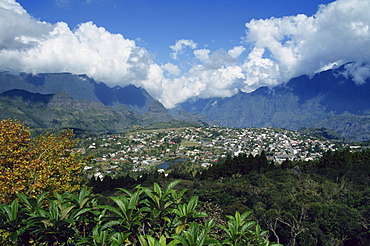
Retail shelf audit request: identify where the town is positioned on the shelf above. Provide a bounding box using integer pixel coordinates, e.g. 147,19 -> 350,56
80,126 -> 357,179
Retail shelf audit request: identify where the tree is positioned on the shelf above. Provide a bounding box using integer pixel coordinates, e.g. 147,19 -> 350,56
0,119 -> 87,203
0,119 -> 33,204
277,205 -> 308,246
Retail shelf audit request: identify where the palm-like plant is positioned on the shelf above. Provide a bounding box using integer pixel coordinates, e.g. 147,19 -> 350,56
67,186 -> 98,238
141,180 -> 187,238
218,211 -> 282,246
0,180 -> 281,246
0,199 -> 35,244
31,198 -> 76,245
218,211 -> 257,246
76,222 -> 130,246
99,186 -> 149,244
138,234 -> 180,246
172,221 -> 219,246
172,195 -> 207,233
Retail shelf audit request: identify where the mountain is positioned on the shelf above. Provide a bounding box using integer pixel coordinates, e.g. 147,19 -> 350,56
2,65 -> 370,142
0,89 -> 178,133
0,72 -> 155,114
0,71 -> 216,133
176,64 -> 370,141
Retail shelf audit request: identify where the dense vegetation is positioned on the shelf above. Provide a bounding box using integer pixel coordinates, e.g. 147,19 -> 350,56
0,120 -> 278,245
0,181 -> 280,245
91,149 -> 370,245
1,119 -> 369,245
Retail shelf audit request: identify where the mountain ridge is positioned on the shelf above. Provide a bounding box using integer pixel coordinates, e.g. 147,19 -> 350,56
0,88 -> 208,133
0,72 -> 155,114
175,64 -> 370,141
2,64 -> 370,141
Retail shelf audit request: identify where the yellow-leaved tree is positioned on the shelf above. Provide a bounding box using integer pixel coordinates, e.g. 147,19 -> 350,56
0,119 -> 87,204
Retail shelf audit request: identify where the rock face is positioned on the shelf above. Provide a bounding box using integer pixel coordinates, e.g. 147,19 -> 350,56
138,100 -> 174,124
47,91 -> 105,109
0,79 -> 212,132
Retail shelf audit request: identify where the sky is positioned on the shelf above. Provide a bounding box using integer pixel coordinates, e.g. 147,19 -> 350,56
1,0 -> 370,108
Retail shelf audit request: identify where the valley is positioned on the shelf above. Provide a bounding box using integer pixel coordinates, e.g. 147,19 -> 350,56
82,125 -> 370,246
80,126 -> 356,180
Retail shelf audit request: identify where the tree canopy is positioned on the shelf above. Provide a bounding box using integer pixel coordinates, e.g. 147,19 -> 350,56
0,119 -> 87,203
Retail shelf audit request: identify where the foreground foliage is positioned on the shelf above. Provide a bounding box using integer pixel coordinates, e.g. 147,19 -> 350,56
0,181 -> 280,245
0,119 -> 87,204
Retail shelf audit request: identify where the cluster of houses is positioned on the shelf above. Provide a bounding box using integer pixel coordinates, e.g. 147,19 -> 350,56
81,126 -> 349,179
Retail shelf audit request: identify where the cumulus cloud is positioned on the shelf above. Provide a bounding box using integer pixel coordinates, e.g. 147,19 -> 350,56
228,46 -> 245,59
161,63 -> 181,76
0,1 -> 52,51
169,39 -> 197,60
343,62 -> 370,85
158,46 -> 246,107
1,0 -> 370,109
244,0 -> 370,86
241,47 -> 279,91
0,1 -> 165,100
0,0 -> 24,14
160,0 -> 370,107
193,49 -> 210,63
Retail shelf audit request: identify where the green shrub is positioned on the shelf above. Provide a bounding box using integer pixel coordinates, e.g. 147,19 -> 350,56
0,181 -> 281,245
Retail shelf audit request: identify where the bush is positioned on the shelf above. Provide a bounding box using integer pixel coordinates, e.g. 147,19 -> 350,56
0,181 -> 281,245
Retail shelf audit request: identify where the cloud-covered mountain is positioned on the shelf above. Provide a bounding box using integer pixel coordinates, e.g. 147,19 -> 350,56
2,65 -> 370,141
1,0 -> 370,108
175,63 -> 370,141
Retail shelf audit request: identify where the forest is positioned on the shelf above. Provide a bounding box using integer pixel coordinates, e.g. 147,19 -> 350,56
90,149 -> 370,246
0,119 -> 369,245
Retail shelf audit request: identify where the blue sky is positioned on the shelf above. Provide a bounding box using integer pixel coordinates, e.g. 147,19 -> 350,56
17,0 -> 333,64
1,0 -> 370,108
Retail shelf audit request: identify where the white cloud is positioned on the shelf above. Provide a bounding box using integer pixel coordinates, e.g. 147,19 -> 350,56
343,62 -> 370,85
228,46 -> 245,59
0,1 -> 52,51
161,63 -> 181,76
168,0 -> 370,106
0,1 -> 164,100
193,49 -> 210,63
1,20 -> 156,87
241,47 -> 279,91
158,54 -> 245,108
244,0 -> 370,86
0,0 -> 25,14
169,39 -> 197,60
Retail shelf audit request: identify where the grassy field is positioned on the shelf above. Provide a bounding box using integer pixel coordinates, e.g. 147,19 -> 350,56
180,141 -> 200,147
126,127 -> 194,135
